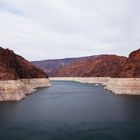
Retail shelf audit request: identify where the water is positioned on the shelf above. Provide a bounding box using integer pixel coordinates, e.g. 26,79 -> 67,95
0,81 -> 140,140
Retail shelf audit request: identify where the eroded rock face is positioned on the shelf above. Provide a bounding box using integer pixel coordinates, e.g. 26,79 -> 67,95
0,78 -> 51,101
0,47 -> 50,101
32,56 -> 98,76
0,47 -> 48,80
33,49 -> 140,78
55,55 -> 127,77
114,49 -> 140,78
50,77 -> 140,95
33,55 -> 127,77
105,78 -> 140,95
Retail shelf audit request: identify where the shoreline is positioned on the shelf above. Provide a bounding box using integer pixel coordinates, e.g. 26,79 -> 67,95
0,78 -> 51,101
50,77 -> 140,95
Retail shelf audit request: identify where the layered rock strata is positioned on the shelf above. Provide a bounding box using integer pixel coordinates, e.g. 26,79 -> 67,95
33,55 -> 126,77
114,48 -> 140,78
51,77 -> 140,95
0,47 -> 50,101
0,78 -> 51,101
0,47 -> 48,80
105,78 -> 140,95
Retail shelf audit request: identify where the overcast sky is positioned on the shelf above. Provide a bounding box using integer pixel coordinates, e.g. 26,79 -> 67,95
0,0 -> 140,60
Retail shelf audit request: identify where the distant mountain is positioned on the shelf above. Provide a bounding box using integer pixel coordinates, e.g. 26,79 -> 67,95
33,55 -> 127,77
114,48 -> 140,78
54,55 -> 127,77
0,47 -> 48,80
32,56 -> 99,76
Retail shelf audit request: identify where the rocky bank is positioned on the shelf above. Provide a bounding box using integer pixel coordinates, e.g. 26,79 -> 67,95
0,47 -> 50,101
45,48 -> 140,95
105,78 -> 140,95
0,78 -> 51,101
51,77 -> 140,95
33,55 -> 126,77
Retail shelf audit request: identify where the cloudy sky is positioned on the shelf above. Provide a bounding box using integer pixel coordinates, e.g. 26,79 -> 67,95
0,0 -> 140,60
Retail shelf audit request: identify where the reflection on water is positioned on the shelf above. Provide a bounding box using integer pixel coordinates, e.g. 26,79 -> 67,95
0,81 -> 140,140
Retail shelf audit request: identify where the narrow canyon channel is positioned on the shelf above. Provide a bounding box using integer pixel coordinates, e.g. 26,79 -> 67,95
0,81 -> 140,140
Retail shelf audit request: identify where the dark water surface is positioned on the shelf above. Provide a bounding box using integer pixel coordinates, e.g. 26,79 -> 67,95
0,81 -> 140,140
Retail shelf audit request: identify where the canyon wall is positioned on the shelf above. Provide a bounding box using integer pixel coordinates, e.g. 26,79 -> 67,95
0,47 -> 48,80
51,77 -> 140,95
0,78 -> 51,101
33,55 -> 126,77
105,78 -> 140,95
0,47 -> 50,101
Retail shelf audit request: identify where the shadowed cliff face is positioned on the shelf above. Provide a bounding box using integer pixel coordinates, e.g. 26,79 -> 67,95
114,49 -> 140,78
0,47 -> 48,80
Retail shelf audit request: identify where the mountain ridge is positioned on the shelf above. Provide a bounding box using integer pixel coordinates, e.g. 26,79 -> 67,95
33,48 -> 140,78
32,54 -> 127,77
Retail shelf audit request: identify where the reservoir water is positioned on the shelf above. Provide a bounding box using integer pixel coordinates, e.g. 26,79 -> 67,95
0,81 -> 140,140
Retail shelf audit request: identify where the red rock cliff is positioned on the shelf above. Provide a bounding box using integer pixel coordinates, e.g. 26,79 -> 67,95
0,47 -> 48,80
114,49 -> 140,78
55,55 -> 127,77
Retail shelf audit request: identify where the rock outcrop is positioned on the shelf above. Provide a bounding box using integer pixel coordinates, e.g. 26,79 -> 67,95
114,48 -> 140,78
0,79 -> 51,101
0,47 -> 48,80
105,78 -> 140,95
0,47 -> 50,101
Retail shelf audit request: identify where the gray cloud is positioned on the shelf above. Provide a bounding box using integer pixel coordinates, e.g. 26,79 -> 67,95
0,0 -> 140,60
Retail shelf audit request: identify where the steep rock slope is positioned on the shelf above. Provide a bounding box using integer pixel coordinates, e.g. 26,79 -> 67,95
32,56 -> 98,76
0,47 -> 48,80
55,55 -> 127,77
114,48 -> 140,78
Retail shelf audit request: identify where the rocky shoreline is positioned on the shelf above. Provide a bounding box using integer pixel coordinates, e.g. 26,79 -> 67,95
105,78 -> 140,95
0,78 -> 51,101
50,77 -> 140,95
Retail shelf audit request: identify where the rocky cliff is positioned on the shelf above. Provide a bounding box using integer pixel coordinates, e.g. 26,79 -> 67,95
105,78 -> 140,95
50,48 -> 140,95
0,79 -> 51,101
114,48 -> 140,78
0,47 -> 50,101
32,56 -> 98,76
0,47 -> 48,80
54,55 -> 127,77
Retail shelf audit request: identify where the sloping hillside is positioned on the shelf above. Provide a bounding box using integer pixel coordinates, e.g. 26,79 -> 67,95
55,55 -> 127,77
0,47 -> 48,80
33,55 -> 126,77
32,56 -> 98,76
